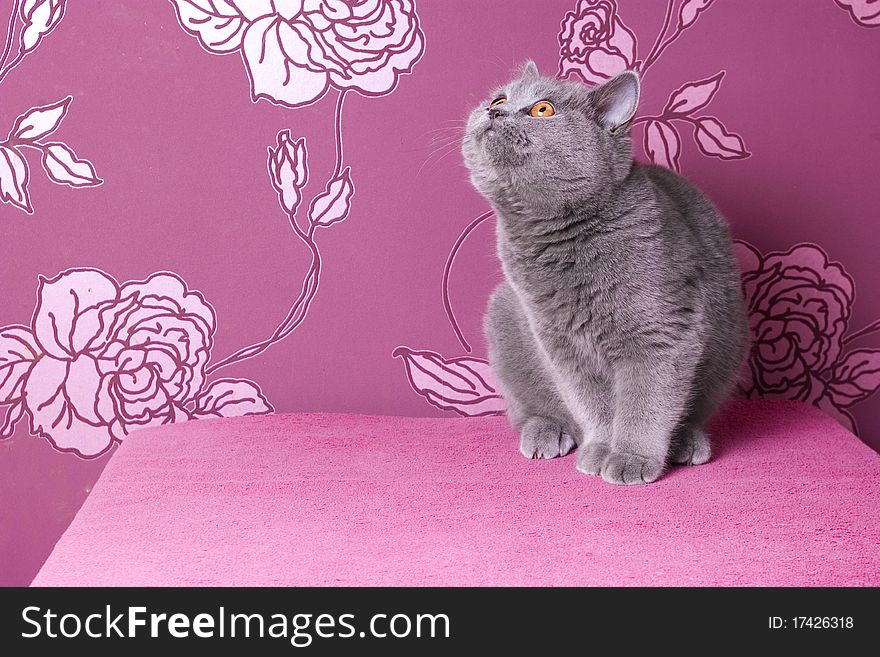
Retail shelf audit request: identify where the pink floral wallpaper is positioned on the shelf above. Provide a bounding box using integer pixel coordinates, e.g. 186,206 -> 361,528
1,0 -> 878,584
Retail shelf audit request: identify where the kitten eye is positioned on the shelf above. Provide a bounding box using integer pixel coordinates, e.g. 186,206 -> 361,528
529,101 -> 556,118
488,97 -> 507,109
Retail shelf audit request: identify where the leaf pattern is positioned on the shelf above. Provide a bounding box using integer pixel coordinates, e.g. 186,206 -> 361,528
193,379 -> 274,419
645,120 -> 681,171
310,168 -> 355,228
664,72 -> 725,115
0,145 -> 32,213
1,96 -> 102,213
8,96 -> 70,140
692,116 -> 751,159
393,347 -> 506,416
829,350 -> 880,407
678,0 -> 714,29
40,143 -> 102,187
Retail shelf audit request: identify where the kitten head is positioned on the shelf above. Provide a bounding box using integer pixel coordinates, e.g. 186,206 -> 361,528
462,61 -> 639,212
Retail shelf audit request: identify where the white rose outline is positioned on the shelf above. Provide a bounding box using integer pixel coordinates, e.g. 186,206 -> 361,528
170,0 -> 426,107
0,268 -> 273,458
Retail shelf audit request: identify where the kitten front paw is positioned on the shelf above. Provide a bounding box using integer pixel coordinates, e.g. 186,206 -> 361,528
601,451 -> 664,485
669,427 -> 711,465
519,417 -> 576,459
575,442 -> 611,475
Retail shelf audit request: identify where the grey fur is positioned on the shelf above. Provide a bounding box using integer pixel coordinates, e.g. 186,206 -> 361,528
462,62 -> 747,485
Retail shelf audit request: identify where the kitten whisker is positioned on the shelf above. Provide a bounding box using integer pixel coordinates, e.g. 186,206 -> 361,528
417,141 -> 460,177
479,55 -> 512,76
419,139 -> 460,161
400,135 -> 461,154
425,126 -> 465,136
428,130 -> 461,140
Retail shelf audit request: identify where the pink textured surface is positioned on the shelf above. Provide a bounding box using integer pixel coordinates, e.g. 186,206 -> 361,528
32,400 -> 880,587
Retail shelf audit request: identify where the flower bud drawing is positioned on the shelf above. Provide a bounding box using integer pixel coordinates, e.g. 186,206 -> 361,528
268,130 -> 308,215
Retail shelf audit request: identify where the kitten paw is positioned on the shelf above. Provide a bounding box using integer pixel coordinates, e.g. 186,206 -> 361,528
575,442 -> 611,475
601,452 -> 664,485
519,417 -> 576,459
669,428 -> 711,465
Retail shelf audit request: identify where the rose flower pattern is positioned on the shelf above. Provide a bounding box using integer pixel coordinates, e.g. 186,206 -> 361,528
835,0 -> 880,27
558,0 -> 636,84
162,0 -> 414,437
171,0 -> 425,107
735,241 -> 880,433
0,269 -> 272,457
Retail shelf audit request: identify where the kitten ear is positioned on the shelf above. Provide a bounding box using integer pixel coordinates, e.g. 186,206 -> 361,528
591,71 -> 640,131
520,60 -> 540,80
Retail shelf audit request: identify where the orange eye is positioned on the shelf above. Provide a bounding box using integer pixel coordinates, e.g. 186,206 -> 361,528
488,97 -> 507,109
529,101 -> 556,118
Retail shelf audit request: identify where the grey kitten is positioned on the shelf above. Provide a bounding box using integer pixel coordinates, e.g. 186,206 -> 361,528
462,61 -> 747,485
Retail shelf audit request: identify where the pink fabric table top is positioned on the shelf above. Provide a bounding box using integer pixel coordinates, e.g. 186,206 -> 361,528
32,400 -> 880,586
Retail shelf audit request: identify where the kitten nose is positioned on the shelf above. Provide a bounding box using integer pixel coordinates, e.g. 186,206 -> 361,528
488,108 -> 506,120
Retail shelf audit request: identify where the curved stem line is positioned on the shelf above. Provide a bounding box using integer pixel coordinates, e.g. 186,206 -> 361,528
633,114 -> 697,127
206,232 -> 321,374
640,0 -> 674,78
332,89 -> 346,178
641,32 -> 681,75
206,92 -> 349,375
0,49 -> 24,86
0,0 -> 19,75
442,210 -> 494,353
14,141 -> 43,152
631,114 -> 663,126
843,319 -> 880,345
